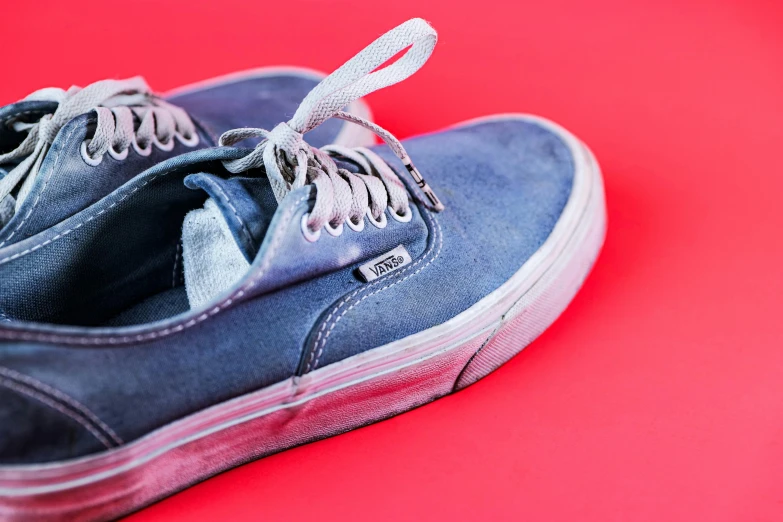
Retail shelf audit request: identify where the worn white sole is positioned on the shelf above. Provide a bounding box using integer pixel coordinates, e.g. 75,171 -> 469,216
0,115 -> 606,521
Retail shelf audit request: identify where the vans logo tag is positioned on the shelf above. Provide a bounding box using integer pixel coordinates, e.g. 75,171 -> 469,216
358,245 -> 413,282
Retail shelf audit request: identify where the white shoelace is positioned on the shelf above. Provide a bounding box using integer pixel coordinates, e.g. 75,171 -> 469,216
0,77 -> 197,211
219,18 -> 444,235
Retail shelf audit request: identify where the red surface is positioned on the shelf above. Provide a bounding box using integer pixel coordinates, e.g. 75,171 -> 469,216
2,1 -> 782,520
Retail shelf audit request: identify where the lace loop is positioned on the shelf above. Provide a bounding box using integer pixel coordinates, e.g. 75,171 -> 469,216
0,77 -> 198,212
220,18 -> 444,240
288,18 -> 437,135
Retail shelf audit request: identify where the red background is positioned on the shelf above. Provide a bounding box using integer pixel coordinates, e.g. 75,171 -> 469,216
2,1 -> 782,520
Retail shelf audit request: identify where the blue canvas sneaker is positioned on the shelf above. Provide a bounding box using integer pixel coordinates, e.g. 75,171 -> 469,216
0,68 -> 372,247
0,19 -> 605,521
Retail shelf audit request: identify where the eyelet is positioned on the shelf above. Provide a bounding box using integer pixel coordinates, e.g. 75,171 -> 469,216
80,140 -> 103,166
367,209 -> 388,229
389,205 -> 413,223
108,145 -> 129,161
176,131 -> 200,148
346,215 -> 365,232
324,221 -> 344,237
300,213 -> 321,242
154,135 -> 175,152
132,137 -> 152,157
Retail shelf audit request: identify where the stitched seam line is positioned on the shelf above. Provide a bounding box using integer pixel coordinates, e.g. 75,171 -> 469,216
0,376 -> 113,449
0,166 -> 167,266
305,207 -> 443,372
0,366 -> 123,444
0,123 -> 81,247
2,110 -> 48,126
0,196 -> 308,345
200,176 -> 254,248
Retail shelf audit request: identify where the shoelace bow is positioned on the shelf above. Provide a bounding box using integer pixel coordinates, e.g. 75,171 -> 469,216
0,77 -> 197,210
219,18 -> 444,235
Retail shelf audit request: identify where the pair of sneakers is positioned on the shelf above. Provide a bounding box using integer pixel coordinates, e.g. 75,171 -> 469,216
0,19 -> 606,521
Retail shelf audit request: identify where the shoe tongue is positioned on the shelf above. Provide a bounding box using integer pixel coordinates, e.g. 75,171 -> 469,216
181,171 -> 280,310
0,193 -> 13,228
185,155 -> 363,259
0,100 -> 58,231
0,100 -> 59,154
180,157 -> 363,310
183,172 -> 278,262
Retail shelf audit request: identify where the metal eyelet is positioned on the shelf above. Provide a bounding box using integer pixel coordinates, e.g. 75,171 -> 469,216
80,140 -> 103,166
108,145 -> 129,161
154,135 -> 175,152
301,213 -> 321,242
367,209 -> 388,229
176,131 -> 200,148
389,205 -> 413,223
132,137 -> 152,157
346,215 -> 365,232
324,221 -> 344,237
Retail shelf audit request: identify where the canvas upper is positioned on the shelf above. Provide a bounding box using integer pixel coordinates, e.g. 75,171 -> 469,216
0,20 -> 578,467
0,69 -> 371,248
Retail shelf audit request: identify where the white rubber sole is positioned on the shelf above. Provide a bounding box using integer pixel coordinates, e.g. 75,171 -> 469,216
0,116 -> 606,521
163,66 -> 376,149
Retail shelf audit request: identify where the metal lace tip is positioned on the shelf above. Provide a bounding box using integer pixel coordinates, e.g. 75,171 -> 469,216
404,162 -> 445,212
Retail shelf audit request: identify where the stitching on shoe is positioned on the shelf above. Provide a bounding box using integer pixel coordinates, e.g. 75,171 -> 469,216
0,366 -> 123,445
0,123 -> 81,247
199,176 -> 254,249
0,170 -> 165,265
304,205 -> 443,373
0,375 -> 122,450
2,110 -> 49,126
0,196 -> 307,345
0,378 -> 113,449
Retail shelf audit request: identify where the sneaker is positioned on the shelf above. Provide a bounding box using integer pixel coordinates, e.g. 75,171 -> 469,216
0,18 -> 605,521
0,68 -> 372,247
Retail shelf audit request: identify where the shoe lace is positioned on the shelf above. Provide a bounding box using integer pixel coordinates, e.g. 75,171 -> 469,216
219,18 -> 444,235
0,77 -> 197,210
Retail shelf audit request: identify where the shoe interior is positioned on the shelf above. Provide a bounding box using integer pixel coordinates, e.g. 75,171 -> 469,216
0,102 -> 59,155
0,156 -> 256,327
